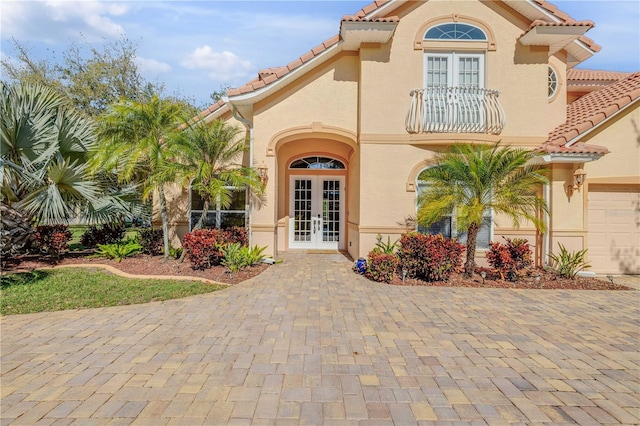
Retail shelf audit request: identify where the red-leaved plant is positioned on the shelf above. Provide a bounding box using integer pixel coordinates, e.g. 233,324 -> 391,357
182,227 -> 249,270
486,237 -> 532,281
396,232 -> 463,282
33,225 -> 72,259
364,251 -> 398,283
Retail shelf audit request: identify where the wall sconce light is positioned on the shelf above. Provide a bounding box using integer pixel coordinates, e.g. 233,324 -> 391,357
566,168 -> 586,197
257,161 -> 268,185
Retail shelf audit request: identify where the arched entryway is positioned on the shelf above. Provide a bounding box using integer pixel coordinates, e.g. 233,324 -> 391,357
288,156 -> 346,250
269,124 -> 357,252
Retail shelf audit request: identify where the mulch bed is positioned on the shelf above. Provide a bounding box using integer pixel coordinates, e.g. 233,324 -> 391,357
2,252 -> 269,285
385,268 -> 631,290
3,252 -> 631,290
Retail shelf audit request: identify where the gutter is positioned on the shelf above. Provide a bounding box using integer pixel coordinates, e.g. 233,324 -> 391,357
530,153 -> 603,164
228,102 -> 255,247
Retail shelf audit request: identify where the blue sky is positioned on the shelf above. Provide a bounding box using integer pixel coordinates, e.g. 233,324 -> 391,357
2,1 -> 639,108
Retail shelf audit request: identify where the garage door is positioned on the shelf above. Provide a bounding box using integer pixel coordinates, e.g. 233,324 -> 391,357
587,185 -> 640,274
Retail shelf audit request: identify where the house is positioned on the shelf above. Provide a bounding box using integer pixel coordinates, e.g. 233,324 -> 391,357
164,0 -> 640,274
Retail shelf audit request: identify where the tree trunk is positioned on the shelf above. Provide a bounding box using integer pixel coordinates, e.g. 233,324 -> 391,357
194,199 -> 210,231
464,222 -> 480,278
157,184 -> 171,260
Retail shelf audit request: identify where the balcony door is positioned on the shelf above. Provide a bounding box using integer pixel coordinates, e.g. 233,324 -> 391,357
424,53 -> 485,131
289,176 -> 345,250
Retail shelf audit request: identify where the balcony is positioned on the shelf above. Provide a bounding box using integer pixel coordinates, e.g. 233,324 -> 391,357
405,86 -> 506,134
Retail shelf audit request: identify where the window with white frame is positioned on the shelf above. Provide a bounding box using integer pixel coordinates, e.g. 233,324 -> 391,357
424,23 -> 487,89
189,186 -> 247,231
416,180 -> 492,249
424,23 -> 487,41
425,53 -> 484,89
548,66 -> 558,98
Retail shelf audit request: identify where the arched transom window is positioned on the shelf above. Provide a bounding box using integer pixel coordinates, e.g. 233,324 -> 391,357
289,156 -> 345,170
424,23 -> 487,41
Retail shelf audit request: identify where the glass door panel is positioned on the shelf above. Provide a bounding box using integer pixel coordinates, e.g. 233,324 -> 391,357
289,176 -> 344,250
292,179 -> 313,243
322,180 -> 340,244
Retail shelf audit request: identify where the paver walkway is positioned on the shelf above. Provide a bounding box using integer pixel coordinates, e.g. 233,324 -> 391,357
1,252 -> 639,425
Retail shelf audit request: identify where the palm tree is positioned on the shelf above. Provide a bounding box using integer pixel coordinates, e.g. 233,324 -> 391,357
94,94 -> 187,258
0,82 -> 131,225
164,119 -> 264,231
417,143 -> 548,277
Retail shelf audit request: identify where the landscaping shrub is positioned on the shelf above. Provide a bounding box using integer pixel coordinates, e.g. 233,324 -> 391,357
373,234 -> 399,254
221,243 -> 267,274
364,251 -> 398,283
93,239 -> 143,262
168,246 -> 183,260
397,232 -> 463,282
223,226 -> 249,246
183,229 -> 223,269
80,222 -> 126,248
0,204 -> 34,265
243,245 -> 267,266
486,237 -> 532,281
32,225 -> 72,259
222,243 -> 245,273
182,227 -> 250,270
548,243 -> 590,279
137,228 -> 164,255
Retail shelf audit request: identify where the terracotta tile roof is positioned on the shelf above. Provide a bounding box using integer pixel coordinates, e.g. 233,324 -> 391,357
538,142 -> 610,155
350,0 -> 391,18
341,15 -> 399,23
522,1 -> 601,52
530,1 -> 600,52
525,19 -> 594,31
198,0 -> 600,119
567,69 -> 633,86
193,99 -> 226,120
532,0 -> 572,22
540,72 -> 640,153
225,33 -> 341,97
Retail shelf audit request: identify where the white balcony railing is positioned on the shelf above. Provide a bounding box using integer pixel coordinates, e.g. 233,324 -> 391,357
405,86 -> 506,134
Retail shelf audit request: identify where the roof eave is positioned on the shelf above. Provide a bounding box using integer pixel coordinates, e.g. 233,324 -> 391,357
519,24 -> 594,57
193,102 -> 229,124
340,20 -> 398,50
531,153 -> 604,164
565,39 -> 599,68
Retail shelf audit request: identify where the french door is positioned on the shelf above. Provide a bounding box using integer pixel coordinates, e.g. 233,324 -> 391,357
289,176 -> 345,250
424,52 -> 484,88
424,52 -> 485,130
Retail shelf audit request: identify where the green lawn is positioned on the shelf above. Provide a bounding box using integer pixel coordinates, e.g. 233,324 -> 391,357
0,268 -> 225,315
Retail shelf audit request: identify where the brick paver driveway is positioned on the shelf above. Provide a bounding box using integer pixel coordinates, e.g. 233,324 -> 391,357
2,252 -> 639,425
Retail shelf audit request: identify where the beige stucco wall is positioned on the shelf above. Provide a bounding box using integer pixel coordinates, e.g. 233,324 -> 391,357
357,0 -> 558,140
167,0 -> 625,266
544,104 -> 640,263
581,104 -> 640,181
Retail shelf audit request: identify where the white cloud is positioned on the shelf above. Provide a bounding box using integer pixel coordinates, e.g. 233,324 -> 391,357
181,46 -> 253,81
1,1 -> 128,41
135,56 -> 172,74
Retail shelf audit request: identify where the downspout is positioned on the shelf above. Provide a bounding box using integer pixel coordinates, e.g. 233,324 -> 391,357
543,182 -> 551,267
229,104 -> 254,247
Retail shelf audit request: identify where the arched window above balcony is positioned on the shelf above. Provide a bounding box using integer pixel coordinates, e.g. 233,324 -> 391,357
424,23 -> 487,41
